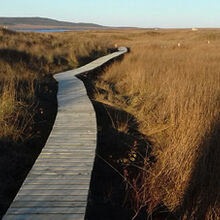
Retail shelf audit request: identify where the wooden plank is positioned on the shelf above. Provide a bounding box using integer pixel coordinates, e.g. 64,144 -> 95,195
7,207 -> 86,214
24,178 -> 90,185
22,184 -> 89,190
30,170 -> 91,173
46,131 -> 96,135
31,167 -> 93,171
48,134 -> 96,138
3,214 -> 84,220
32,162 -> 94,167
44,144 -> 95,148
18,189 -> 88,196
24,176 -> 90,182
32,163 -> 94,167
15,195 -> 88,201
44,144 -> 95,147
29,170 -> 91,175
41,149 -> 95,153
35,158 -> 94,161
44,140 -> 96,144
26,174 -> 91,179
40,153 -> 94,157
52,127 -> 96,131
11,201 -> 87,208
3,47 -> 127,220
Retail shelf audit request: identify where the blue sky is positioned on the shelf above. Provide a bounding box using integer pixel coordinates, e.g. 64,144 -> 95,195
1,0 -> 220,28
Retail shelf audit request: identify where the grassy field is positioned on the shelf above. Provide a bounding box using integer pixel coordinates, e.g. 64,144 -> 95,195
94,29 -> 220,219
0,27 -> 113,217
0,27 -> 112,141
1,27 -> 220,219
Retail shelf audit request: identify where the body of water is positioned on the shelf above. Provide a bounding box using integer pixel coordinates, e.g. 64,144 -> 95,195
12,28 -> 89,33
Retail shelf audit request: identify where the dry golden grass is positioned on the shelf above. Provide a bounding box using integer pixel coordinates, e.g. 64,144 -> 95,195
0,28 -> 112,141
94,29 -> 220,219
0,28 -> 112,79
0,81 -> 34,141
2,27 -> 220,218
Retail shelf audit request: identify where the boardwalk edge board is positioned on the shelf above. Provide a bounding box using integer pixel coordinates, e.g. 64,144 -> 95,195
3,47 -> 127,220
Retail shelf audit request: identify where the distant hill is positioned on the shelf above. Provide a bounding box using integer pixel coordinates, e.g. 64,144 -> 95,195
0,17 -> 107,30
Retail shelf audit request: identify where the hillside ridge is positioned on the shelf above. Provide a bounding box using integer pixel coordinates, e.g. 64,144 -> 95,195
0,17 -> 105,28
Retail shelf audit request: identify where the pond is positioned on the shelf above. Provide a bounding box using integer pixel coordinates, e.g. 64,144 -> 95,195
11,28 -> 89,32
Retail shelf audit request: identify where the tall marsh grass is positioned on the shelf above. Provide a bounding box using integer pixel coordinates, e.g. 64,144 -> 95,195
95,29 -> 220,219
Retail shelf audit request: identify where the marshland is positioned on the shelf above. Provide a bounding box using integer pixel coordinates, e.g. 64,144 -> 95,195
1,27 -> 220,219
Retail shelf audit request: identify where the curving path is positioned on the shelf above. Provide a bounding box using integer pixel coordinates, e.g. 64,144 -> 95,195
3,47 -> 128,220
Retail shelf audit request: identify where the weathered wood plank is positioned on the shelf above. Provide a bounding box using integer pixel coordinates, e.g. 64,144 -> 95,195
7,207 -> 86,214
31,167 -> 93,171
18,189 -> 88,196
45,144 -> 95,148
11,201 -> 87,208
22,184 -> 89,190
29,170 -> 91,175
32,162 -> 94,166
40,153 -> 94,157
26,174 -> 91,179
24,178 -> 90,185
15,195 -> 88,201
3,214 -> 84,220
32,163 -> 94,167
37,158 -> 94,161
41,149 -> 95,153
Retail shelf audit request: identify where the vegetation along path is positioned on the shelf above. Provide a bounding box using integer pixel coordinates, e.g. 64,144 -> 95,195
3,47 -> 128,220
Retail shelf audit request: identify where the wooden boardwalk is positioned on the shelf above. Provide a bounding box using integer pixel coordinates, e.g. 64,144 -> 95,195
3,47 -> 127,220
